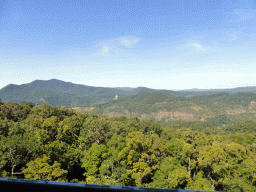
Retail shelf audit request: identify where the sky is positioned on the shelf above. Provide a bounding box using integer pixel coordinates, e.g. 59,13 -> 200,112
1,0 -> 256,91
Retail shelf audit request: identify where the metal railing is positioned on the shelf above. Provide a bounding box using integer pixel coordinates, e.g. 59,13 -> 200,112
0,177 -> 222,191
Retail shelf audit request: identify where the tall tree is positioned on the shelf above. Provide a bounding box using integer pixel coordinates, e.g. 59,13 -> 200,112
22,154 -> 68,182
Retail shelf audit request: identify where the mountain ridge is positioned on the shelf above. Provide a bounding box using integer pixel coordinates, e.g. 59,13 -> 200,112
0,79 -> 256,126
2,78 -> 256,93
1,79 -> 256,127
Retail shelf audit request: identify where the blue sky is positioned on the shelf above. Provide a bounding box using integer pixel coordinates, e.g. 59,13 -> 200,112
1,0 -> 256,90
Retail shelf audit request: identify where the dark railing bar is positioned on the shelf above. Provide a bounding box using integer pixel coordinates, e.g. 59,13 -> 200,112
0,177 -> 223,192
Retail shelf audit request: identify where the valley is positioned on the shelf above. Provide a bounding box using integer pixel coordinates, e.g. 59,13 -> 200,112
2,79 -> 256,128
1,79 -> 256,191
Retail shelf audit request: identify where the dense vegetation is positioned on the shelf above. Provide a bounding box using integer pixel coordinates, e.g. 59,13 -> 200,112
0,79 -> 177,108
1,99 -> 256,191
78,91 -> 256,128
0,80 -> 121,107
2,79 -> 256,130
2,79 -> 256,109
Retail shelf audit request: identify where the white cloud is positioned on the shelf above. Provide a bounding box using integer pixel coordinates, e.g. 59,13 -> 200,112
101,45 -> 110,54
175,41 -> 208,54
190,42 -> 203,51
97,44 -> 123,56
94,36 -> 140,56
120,37 -> 139,48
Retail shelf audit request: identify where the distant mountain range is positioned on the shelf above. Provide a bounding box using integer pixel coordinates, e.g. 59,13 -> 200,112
1,79 -> 256,127
0,79 -> 175,107
114,87 -> 135,90
179,86 -> 256,93
1,79 -> 256,108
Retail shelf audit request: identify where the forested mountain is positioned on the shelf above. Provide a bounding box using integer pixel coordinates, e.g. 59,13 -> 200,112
74,91 -> 256,127
0,79 -> 177,107
2,79 -> 256,109
2,79 -> 256,128
180,86 -> 256,93
114,87 -> 134,91
0,99 -> 256,191
0,79 -> 132,107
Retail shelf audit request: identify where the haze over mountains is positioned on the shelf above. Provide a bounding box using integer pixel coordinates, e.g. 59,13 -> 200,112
0,79 -> 177,107
180,86 -> 256,93
1,79 -> 256,127
1,78 -> 256,107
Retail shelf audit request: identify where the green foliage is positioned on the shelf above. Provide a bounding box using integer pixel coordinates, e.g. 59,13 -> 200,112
80,115 -> 111,145
87,90 -> 256,129
56,115 -> 83,144
22,154 -> 68,181
186,171 -> 213,191
81,143 -> 108,177
0,119 -> 11,137
0,102 -> 31,122
0,134 -> 39,177
1,99 -> 256,191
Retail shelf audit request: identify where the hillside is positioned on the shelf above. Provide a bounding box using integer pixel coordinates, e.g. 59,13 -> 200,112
0,79 -> 217,107
180,86 -> 256,93
0,79 -> 137,107
2,79 -> 256,127
0,79 -> 182,107
74,91 -> 256,127
0,99 -> 256,191
2,79 -> 256,108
